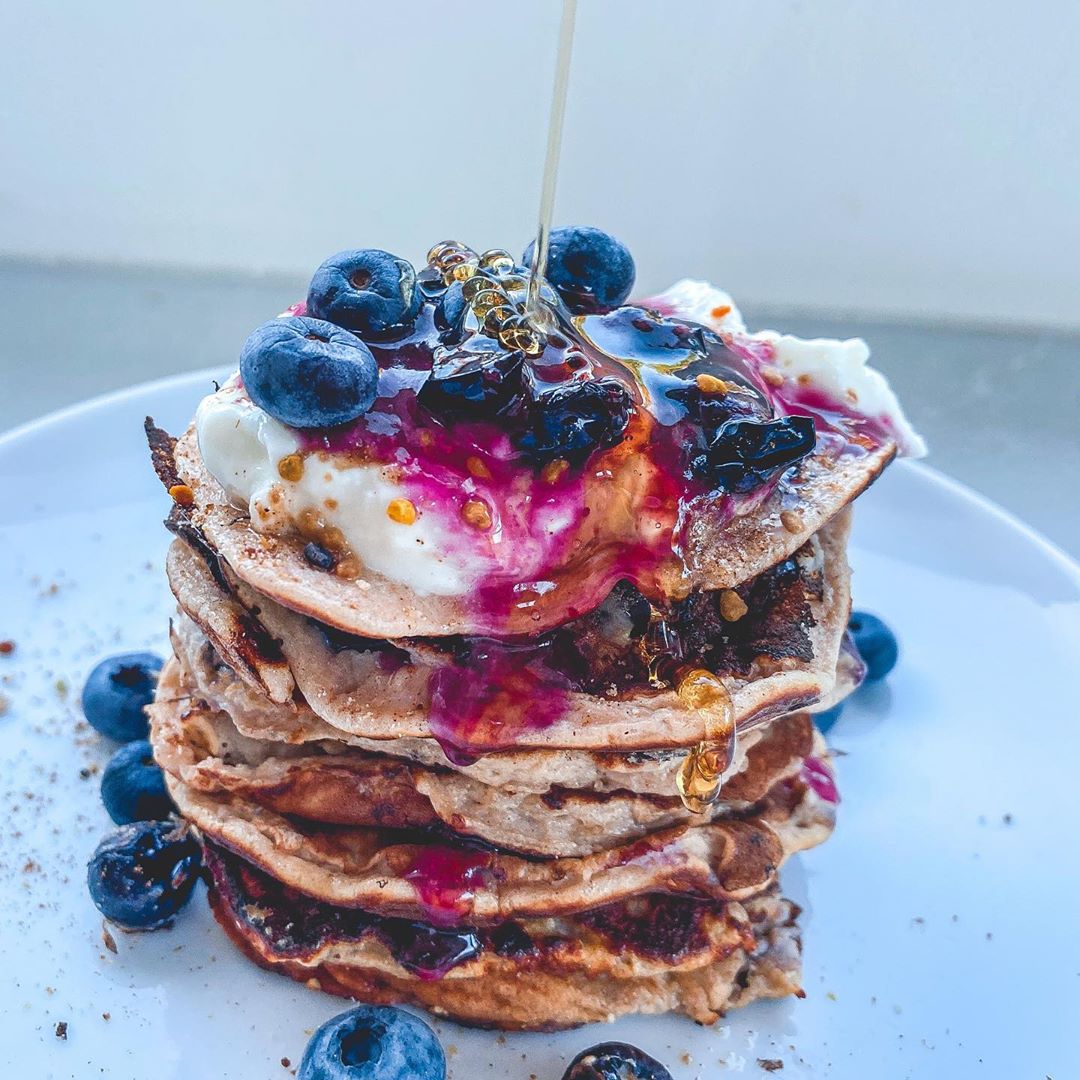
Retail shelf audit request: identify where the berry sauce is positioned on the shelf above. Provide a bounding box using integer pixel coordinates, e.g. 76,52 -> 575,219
800,756 -> 840,804
402,845 -> 494,927
425,635 -> 573,763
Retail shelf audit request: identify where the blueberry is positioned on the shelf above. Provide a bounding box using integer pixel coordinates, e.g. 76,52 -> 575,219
81,652 -> 163,742
848,611 -> 898,681
100,740 -> 174,825
523,226 -> 635,313
417,344 -> 525,423
433,280 -> 468,343
304,541 -> 337,572
562,1041 -> 673,1080
240,316 -> 378,429
297,1005 -> 445,1080
86,820 -> 201,931
691,415 -> 816,492
814,702 -> 844,734
307,249 -> 421,337
515,378 -> 634,464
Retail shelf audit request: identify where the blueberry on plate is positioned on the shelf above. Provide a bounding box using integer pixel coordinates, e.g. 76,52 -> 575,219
86,820 -> 201,931
417,345 -> 525,423
100,739 -> 174,825
562,1041 -> 673,1080
813,702 -> 844,734
523,226 -> 635,314
307,249 -> 421,337
848,610 -> 899,681
297,1005 -> 445,1080
515,377 -> 634,464
240,316 -> 379,429
81,651 -> 163,742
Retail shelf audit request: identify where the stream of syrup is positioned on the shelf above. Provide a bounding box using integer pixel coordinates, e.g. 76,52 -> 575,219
521,0 -> 735,813
525,0 -> 578,324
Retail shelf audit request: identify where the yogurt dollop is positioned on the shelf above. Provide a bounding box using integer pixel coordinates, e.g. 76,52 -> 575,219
196,382 -> 474,595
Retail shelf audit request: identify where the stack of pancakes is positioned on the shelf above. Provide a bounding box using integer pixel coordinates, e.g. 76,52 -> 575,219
147,419 -> 885,1030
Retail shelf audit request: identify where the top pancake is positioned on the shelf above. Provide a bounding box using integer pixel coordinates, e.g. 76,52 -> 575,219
168,422 -> 890,639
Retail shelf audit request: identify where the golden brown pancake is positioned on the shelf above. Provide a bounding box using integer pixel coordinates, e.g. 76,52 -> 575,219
205,840 -> 804,1030
166,760 -> 833,924
151,660 -> 828,857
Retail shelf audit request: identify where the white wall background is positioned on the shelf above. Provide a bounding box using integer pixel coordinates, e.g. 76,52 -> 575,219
2,0 -> 1077,328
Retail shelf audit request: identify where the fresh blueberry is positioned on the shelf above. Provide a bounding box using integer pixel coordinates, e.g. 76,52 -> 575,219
307,249 -> 421,337
562,1041 -> 673,1080
100,740 -> 174,825
433,280 -> 468,343
297,1005 -> 446,1080
515,377 -> 634,464
240,316 -> 378,429
417,344 -> 525,423
690,415 -> 816,492
415,264 -> 449,299
848,611 -> 899,681
523,226 -> 635,313
86,820 -> 201,931
814,702 -> 844,734
304,541 -> 337,572
81,652 -> 163,742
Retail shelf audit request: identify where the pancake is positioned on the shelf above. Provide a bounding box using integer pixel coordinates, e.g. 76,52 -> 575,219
165,758 -> 834,924
205,840 -> 803,1030
151,660 -> 825,857
140,261 -> 917,1031
164,507 -> 853,757
167,620 -> 858,797
168,420 -> 889,639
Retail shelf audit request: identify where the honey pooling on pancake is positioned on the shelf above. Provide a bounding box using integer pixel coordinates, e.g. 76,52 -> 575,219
641,606 -> 736,812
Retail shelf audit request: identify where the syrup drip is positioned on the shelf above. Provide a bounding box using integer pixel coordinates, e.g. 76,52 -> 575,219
526,0 -> 578,325
640,606 -> 737,813
403,845 -> 493,928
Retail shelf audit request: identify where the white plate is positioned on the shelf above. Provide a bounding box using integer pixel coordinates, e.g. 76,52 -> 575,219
1,370 -> 1078,1080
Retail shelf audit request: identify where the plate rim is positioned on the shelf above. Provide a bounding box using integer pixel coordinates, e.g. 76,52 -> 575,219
3,364 -> 1078,588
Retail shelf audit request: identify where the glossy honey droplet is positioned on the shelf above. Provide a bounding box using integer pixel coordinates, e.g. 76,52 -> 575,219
468,287 -> 509,319
478,248 -> 516,274
498,319 -> 543,356
673,667 -> 736,813
461,274 -> 498,303
483,305 -> 517,334
448,255 -> 479,283
426,241 -> 480,285
677,747 -> 725,815
426,239 -> 472,267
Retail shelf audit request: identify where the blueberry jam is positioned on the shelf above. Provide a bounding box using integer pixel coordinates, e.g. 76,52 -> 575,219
205,842 -> 725,979
800,756 -> 840,804
426,637 -> 573,762
271,241 -> 886,637
402,845 -> 494,927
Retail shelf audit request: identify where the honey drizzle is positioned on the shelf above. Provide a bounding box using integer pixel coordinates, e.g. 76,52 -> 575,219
641,606 -> 737,813
525,0 -> 578,325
